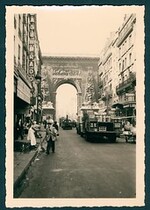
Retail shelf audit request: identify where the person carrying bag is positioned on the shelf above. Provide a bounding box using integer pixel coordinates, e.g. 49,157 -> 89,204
46,119 -> 57,154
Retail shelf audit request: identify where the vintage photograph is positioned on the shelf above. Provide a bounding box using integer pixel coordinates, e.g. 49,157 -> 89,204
6,5 -> 145,207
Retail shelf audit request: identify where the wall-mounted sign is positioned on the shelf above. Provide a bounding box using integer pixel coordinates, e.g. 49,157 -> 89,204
17,78 -> 31,103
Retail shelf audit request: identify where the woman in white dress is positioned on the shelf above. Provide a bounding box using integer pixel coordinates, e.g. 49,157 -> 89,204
27,123 -> 37,149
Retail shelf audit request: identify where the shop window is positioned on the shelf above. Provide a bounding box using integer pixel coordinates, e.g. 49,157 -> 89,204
119,47 -> 121,57
129,53 -> 132,65
110,83 -> 112,90
119,63 -> 121,72
122,43 -> 124,54
30,15 -> 35,23
23,50 -> 26,70
129,34 -> 132,47
122,60 -> 124,71
125,57 -> 127,68
18,15 -> 21,38
14,36 -> 15,54
18,44 -> 20,62
124,40 -> 127,52
110,57 -> 112,67
14,16 -> 16,29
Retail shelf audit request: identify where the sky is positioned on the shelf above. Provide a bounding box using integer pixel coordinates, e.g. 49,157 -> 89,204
56,84 -> 77,120
36,6 -> 137,56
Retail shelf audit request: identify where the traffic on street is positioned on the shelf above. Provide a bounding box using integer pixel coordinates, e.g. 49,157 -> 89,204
17,126 -> 136,198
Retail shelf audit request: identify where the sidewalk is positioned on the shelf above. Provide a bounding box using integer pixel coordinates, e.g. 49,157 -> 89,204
14,125 -> 46,193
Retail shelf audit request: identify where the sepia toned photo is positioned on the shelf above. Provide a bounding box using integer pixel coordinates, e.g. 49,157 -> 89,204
6,5 -> 145,208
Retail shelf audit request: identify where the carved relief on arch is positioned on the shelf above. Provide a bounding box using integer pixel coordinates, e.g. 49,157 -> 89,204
73,78 -> 82,94
52,66 -> 81,77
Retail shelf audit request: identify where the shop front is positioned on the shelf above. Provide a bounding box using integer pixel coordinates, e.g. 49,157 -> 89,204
14,77 -> 31,140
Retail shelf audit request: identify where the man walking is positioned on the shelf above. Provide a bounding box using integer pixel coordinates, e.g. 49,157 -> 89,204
46,119 -> 57,154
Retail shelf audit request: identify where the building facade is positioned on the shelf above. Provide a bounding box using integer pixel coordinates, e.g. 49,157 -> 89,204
14,14 -> 42,139
115,14 -> 136,122
98,32 -> 117,115
98,14 -> 136,124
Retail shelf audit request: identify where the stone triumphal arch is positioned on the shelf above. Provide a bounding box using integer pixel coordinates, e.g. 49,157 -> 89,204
41,56 -> 99,119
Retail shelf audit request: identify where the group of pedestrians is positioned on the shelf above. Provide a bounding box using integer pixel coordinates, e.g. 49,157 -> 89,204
16,116 -> 59,153
27,118 -> 59,153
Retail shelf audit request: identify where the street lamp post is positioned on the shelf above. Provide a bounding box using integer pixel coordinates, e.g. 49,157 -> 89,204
35,72 -> 41,124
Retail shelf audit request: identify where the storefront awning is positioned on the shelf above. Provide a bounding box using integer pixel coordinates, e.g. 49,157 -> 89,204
112,103 -> 123,109
123,102 -> 136,108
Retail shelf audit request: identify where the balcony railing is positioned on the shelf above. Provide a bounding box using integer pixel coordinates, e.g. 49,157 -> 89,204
117,24 -> 133,47
116,72 -> 136,94
112,96 -> 136,109
117,15 -> 136,47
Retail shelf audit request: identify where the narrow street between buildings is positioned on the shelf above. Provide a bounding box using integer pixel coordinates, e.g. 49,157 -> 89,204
18,127 -> 136,198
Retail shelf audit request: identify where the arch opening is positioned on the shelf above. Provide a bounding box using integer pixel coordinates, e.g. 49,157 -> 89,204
56,84 -> 77,122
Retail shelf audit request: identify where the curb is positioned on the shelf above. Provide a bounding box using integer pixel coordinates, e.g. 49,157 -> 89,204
14,149 -> 39,195
14,130 -> 46,197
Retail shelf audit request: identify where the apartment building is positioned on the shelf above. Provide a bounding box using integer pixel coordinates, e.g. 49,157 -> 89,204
115,14 -> 136,121
98,14 -> 136,123
14,14 -> 42,139
98,32 -> 117,115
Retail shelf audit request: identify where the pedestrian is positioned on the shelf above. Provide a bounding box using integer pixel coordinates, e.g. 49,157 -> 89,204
123,120 -> 132,143
46,119 -> 57,154
124,120 -> 131,131
130,123 -> 136,143
16,118 -> 24,140
53,121 -> 59,132
43,119 -> 47,129
53,121 -> 59,140
27,123 -> 37,149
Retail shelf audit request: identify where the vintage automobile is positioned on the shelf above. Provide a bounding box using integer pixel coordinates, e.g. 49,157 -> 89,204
122,125 -> 136,143
76,115 -> 84,136
111,117 -> 123,137
83,118 -> 116,142
61,118 -> 73,130
78,106 -> 117,142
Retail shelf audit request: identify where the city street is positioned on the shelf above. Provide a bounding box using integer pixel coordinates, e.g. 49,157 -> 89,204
4,8 -> 145,209
18,127 -> 136,198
